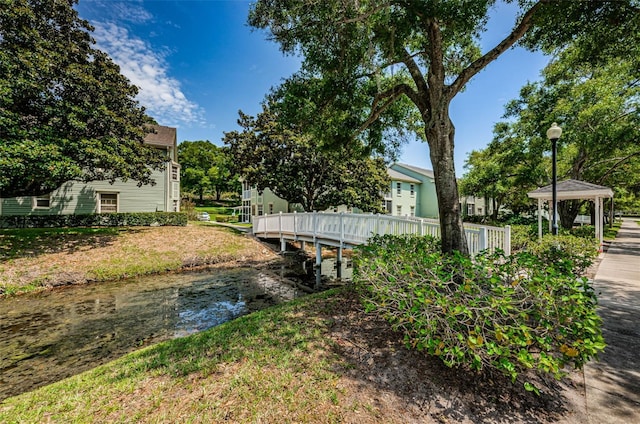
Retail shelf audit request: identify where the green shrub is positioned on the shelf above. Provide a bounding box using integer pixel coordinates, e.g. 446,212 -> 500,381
509,224 -> 538,252
0,212 -> 187,228
525,233 -> 598,276
354,234 -> 605,393
568,225 -> 595,239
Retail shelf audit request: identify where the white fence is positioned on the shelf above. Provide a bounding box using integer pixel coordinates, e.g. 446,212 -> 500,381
253,212 -> 511,256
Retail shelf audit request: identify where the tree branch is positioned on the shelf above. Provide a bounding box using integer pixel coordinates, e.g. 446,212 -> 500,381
401,48 -> 430,103
596,150 -> 640,184
358,83 -> 416,132
338,3 -> 392,24
446,0 -> 547,101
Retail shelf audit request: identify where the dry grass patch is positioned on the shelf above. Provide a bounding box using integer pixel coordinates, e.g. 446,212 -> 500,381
0,224 -> 278,295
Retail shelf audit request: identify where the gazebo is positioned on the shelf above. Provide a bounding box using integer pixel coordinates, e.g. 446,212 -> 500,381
527,179 -> 614,250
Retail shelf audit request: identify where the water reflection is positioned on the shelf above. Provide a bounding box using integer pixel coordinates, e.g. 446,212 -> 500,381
274,254 -> 353,290
0,268 -> 303,400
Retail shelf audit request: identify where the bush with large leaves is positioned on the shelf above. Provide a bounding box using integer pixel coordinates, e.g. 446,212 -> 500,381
354,234 -> 604,393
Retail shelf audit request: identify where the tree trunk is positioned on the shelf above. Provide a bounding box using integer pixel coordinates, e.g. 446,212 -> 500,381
427,115 -> 468,255
559,199 -> 582,229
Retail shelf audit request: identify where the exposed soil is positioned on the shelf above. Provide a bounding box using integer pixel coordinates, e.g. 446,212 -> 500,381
325,290 -> 588,424
0,224 -> 279,294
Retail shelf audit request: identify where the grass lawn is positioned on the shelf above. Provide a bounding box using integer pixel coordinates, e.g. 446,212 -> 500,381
0,225 -> 277,296
0,221 -> 593,423
0,289 -> 348,423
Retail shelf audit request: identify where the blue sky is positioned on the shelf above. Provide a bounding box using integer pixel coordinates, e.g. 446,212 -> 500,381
75,0 -> 550,175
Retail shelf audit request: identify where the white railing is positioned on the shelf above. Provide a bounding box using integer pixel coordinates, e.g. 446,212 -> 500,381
253,212 -> 511,256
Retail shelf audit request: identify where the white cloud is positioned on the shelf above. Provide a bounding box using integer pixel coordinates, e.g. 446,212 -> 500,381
91,21 -> 205,127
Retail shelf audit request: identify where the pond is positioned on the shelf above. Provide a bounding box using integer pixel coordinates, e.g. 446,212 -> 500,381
0,258 -> 351,400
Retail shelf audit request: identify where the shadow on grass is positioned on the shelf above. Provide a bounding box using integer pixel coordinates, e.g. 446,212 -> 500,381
0,227 -> 135,260
102,288 -> 579,423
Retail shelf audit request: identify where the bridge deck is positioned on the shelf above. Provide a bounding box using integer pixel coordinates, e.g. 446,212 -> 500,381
252,212 -> 511,256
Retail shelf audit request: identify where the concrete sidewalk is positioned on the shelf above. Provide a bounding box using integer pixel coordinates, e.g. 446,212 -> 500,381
584,218 -> 640,423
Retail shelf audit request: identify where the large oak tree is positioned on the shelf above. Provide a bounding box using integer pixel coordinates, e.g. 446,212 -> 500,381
224,106 -> 390,213
0,0 -> 166,198
249,0 -> 639,254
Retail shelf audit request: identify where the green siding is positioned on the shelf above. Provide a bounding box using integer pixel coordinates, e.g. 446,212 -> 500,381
391,180 -> 418,216
390,164 -> 438,218
1,168 -> 170,216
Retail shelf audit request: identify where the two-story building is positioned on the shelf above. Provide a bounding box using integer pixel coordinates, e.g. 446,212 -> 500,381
0,125 -> 180,216
239,163 -> 441,223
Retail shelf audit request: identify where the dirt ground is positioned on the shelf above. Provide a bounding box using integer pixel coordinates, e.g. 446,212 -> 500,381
325,290 -> 589,424
0,224 -> 279,293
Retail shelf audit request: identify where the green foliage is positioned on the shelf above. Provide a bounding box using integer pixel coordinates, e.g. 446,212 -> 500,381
354,234 -> 605,392
0,212 -> 187,229
224,106 -> 390,212
526,234 -> 598,276
178,141 -> 238,202
509,224 -> 538,252
0,0 -> 166,198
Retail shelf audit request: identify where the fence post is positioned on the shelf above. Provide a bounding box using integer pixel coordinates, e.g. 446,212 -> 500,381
504,225 -> 511,255
479,227 -> 487,252
293,211 -> 297,238
313,211 -> 317,242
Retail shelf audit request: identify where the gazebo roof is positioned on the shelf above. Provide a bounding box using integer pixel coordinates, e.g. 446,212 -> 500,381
527,179 -> 613,200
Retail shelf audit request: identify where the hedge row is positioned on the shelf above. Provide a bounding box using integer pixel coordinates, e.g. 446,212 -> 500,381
0,212 -> 188,228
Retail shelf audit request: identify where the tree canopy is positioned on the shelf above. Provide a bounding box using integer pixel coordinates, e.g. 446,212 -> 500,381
224,106 -> 390,213
462,43 -> 640,226
0,0 -> 166,198
178,141 -> 237,202
249,0 -> 639,253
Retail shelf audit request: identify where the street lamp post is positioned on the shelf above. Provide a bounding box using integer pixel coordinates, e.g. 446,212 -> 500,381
546,122 -> 562,236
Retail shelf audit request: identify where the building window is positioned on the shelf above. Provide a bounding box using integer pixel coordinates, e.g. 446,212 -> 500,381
172,182 -> 180,200
268,203 -> 274,214
257,204 -> 263,216
397,205 -> 402,216
171,165 -> 179,181
384,200 -> 392,214
396,182 -> 402,195
34,194 -> 51,209
252,205 -> 257,216
410,206 -> 415,217
99,193 -> 118,213
467,204 -> 475,216
410,184 -> 415,196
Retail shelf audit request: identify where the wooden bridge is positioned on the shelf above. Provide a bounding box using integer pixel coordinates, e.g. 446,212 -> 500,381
252,212 -> 511,267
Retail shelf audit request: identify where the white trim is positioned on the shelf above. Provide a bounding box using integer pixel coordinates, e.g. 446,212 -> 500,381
98,192 -> 119,213
528,189 -> 614,200
33,194 -> 51,209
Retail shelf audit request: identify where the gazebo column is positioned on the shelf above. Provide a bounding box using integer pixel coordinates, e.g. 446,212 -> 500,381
596,196 -> 604,251
537,199 -> 543,240
548,201 -> 553,234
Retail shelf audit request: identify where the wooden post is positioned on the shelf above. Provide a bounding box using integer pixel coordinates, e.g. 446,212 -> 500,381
538,199 -> 543,241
